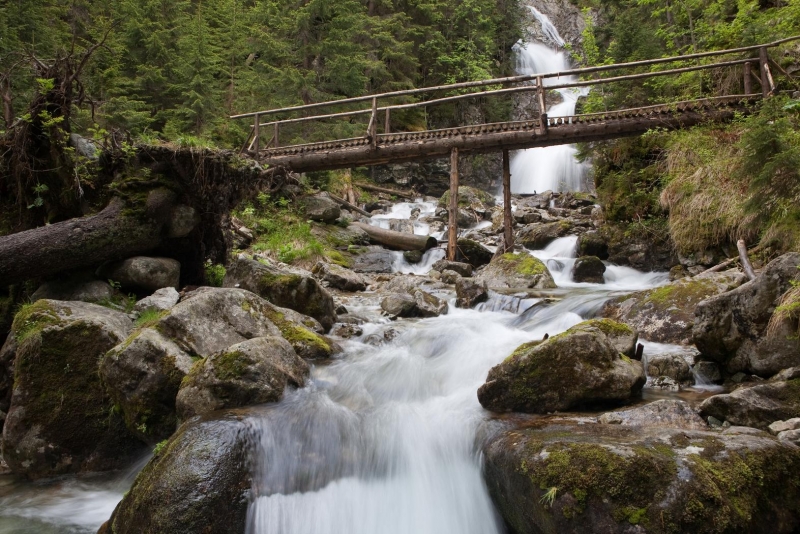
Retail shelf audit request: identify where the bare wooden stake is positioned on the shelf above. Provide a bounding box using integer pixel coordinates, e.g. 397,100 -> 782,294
502,149 -> 513,253
384,108 -> 391,134
744,62 -> 753,94
253,113 -> 260,154
448,147 -> 459,261
737,239 -> 757,280
370,96 -> 378,149
759,47 -> 771,97
274,122 -> 279,148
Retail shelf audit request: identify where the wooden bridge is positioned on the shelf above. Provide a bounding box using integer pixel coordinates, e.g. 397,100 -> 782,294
231,36 -> 797,260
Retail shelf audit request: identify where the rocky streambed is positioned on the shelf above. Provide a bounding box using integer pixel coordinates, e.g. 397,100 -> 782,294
1,187 -> 799,534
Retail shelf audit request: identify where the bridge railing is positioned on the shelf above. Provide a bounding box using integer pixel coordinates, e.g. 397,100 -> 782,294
230,36 -> 800,155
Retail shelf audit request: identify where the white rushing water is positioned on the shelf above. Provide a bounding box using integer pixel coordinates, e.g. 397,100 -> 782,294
510,6 -> 589,194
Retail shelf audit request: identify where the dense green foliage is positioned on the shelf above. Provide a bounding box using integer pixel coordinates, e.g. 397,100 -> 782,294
0,0 -> 522,146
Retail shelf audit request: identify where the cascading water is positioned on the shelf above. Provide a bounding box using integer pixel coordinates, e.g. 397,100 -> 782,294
510,6 -> 590,194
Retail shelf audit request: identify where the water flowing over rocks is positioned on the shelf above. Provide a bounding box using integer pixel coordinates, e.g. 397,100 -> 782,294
478,319 -> 644,413
571,255 -> 605,283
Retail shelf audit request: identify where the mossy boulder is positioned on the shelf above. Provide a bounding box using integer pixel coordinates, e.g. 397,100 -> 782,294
482,418 -> 800,534
475,253 -> 556,290
2,300 -> 144,478
571,256 -> 606,284
693,253 -> 800,377
456,238 -> 493,268
101,328 -> 195,444
478,319 -> 643,414
603,270 -> 745,345
576,231 -> 608,259
438,186 -> 495,214
224,256 -> 336,332
598,399 -> 707,430
599,222 -> 677,272
699,379 -> 800,430
176,336 -> 308,419
101,412 -> 254,534
517,221 -> 573,250
304,192 -> 340,223
30,275 -> 119,304
311,261 -> 367,292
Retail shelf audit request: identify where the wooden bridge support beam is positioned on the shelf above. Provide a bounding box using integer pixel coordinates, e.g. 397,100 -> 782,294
502,149 -> 514,253
253,113 -> 260,154
447,147 -> 459,261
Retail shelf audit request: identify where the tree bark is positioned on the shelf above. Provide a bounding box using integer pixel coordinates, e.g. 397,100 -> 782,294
737,239 -> 757,280
0,192 -> 177,285
351,222 -> 437,251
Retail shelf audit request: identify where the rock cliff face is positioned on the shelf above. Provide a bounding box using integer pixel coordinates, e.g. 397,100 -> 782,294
521,0 -> 588,49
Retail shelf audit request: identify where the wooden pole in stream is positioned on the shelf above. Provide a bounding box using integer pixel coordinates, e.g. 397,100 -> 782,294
502,149 -> 514,253
448,147 -> 459,261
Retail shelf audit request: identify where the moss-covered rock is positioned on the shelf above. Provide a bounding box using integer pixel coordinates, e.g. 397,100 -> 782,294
176,336 -> 308,420
478,319 -> 643,414
224,256 -> 336,331
603,270 -> 745,345
571,256 -> 606,284
102,412 -> 254,534
475,253 -> 556,290
576,231 -> 608,259
2,300 -> 144,478
438,186 -> 495,213
482,419 -> 800,534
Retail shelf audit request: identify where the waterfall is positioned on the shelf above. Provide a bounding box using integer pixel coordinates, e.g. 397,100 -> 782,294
510,6 -> 589,194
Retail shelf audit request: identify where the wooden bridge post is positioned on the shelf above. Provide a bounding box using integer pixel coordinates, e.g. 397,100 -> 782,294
537,76 -> 548,133
274,122 -> 279,148
253,114 -> 260,154
447,147 -> 459,261
502,149 -> 514,253
759,47 -> 775,97
384,108 -> 391,134
744,62 -> 753,95
370,97 -> 378,149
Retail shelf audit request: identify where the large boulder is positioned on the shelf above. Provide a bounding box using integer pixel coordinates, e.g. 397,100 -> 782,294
432,259 -> 473,277
101,412 -> 254,534
352,247 -> 396,274
304,193 -> 341,223
600,223 -> 677,271
438,186 -> 495,216
571,256 -> 606,283
133,287 -> 180,314
576,231 -> 608,259
101,328 -> 195,444
31,276 -> 118,304
456,238 -> 493,268
475,253 -> 556,290
483,418 -> 800,534
311,261 -> 367,292
456,278 -> 489,308
699,379 -> 800,430
517,221 -> 573,249
97,256 -> 181,293
645,353 -> 694,385
478,319 -> 644,413
598,399 -> 707,430
693,253 -> 800,376
224,257 -> 336,331
2,301 -> 142,478
176,337 -> 308,420
603,270 -> 745,345
380,289 -> 448,319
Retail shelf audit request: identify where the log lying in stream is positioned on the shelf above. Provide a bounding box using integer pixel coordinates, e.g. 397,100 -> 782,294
353,182 -> 416,200
351,222 -> 437,251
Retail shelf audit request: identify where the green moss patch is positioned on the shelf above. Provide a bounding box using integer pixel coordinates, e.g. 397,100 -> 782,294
12,301 -> 61,344
498,253 -> 547,276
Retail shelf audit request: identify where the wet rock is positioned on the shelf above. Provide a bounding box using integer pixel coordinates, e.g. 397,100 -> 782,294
478,319 -> 644,413
513,210 -> 542,225
31,276 -> 118,304
482,418 -> 800,534
312,262 -> 367,292
769,418 -> 800,435
438,186 -> 495,216
440,269 -> 462,284
102,328 -> 195,443
602,270 -> 745,345
456,238 -> 493,268
692,360 -> 723,384
699,379 -> 800,430
648,376 -> 681,391
432,259 -> 473,277
133,287 -> 180,314
693,253 -> 800,376
517,221 -> 573,249
779,429 -> 800,446
224,256 -> 336,331
176,337 -> 308,419
352,247 -> 396,274
2,300 -> 142,478
475,253 -> 556,290
403,250 -> 423,264
97,256 -> 181,293
331,323 -> 363,339
598,399 -> 707,430
103,412 -> 254,534
646,354 -> 694,385
304,193 -> 341,223
571,255 -> 606,284
600,223 -> 677,271
381,293 -> 417,318
576,231 -> 608,259
455,278 -> 489,309
380,289 -> 447,318
411,289 -> 448,317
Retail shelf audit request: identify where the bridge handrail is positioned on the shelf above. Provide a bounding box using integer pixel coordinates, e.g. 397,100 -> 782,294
230,35 -> 800,121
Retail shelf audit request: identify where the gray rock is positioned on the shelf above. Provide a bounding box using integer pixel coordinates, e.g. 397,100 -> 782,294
330,323 -> 363,339
648,376 -> 681,391
381,293 -> 417,318
477,319 -> 644,413
2,300 -> 142,478
133,287 -> 180,314
312,262 -> 367,292
693,360 -> 723,384
699,380 -> 800,430
304,193 -> 341,223
31,277 -> 118,304
176,337 -> 308,419
403,250 -> 423,264
778,429 -> 800,446
455,278 -> 488,309
598,399 -> 707,430
576,230 -> 608,259
102,328 -> 195,443
773,367 -> 800,381
456,238 -> 493,268
475,252 -> 556,290
646,354 -> 694,384
411,289 -> 448,317
440,269 -> 462,284
68,133 -> 98,159
102,413 -> 254,534
352,248 -> 396,274
224,257 -> 336,331
166,204 -> 200,238
571,255 -> 606,284
517,221 -> 572,249
432,259 -> 473,277
769,418 -> 800,435
693,253 -> 800,376
98,256 -> 181,293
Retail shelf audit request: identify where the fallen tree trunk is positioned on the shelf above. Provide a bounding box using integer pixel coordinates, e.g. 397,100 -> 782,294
737,239 -> 757,280
351,221 -> 436,251
328,193 -> 371,217
354,182 -> 416,200
0,191 -> 180,285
